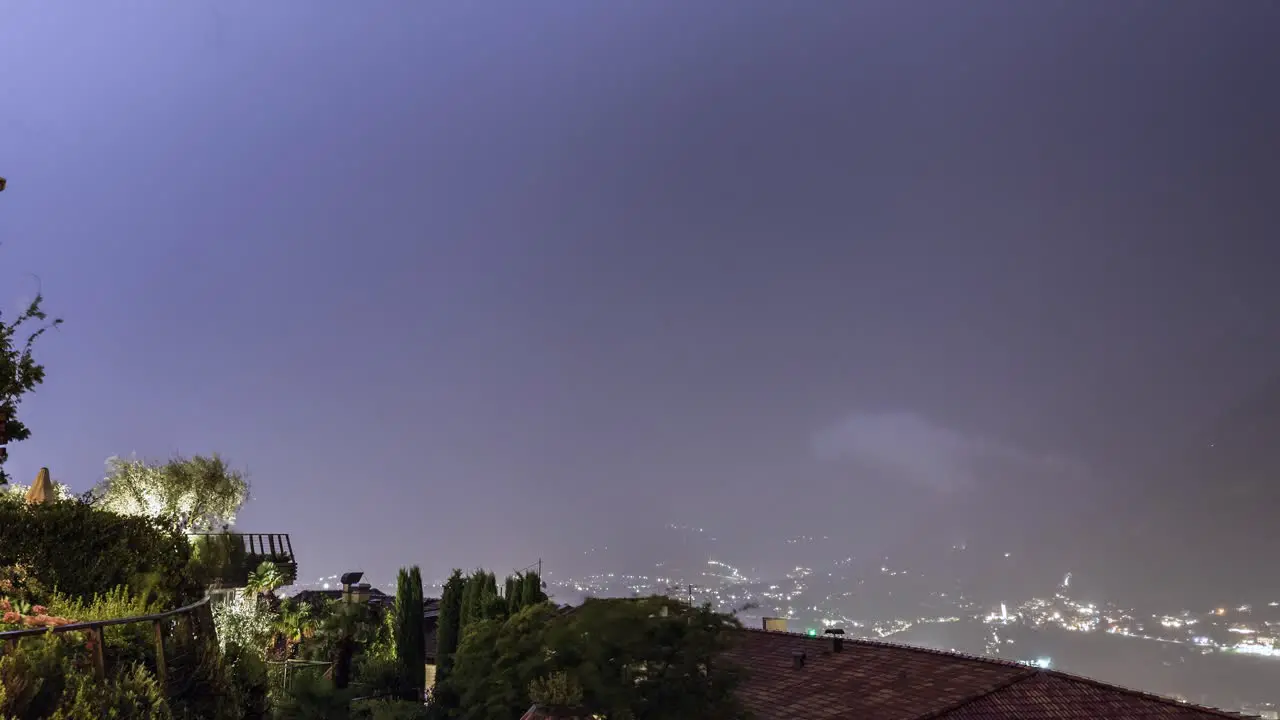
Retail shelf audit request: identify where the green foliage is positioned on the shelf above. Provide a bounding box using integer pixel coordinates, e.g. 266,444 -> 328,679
272,671 -> 351,720
50,663 -> 171,720
0,634 -> 170,719
458,571 -> 481,630
519,572 -> 546,609
442,596 -> 747,720
45,586 -> 165,669
394,566 -> 425,696
188,532 -> 249,589
433,571 -> 464,685
527,671 -> 584,709
311,601 -> 383,662
92,454 -> 249,532
352,698 -> 431,720
0,632 -> 78,717
167,635 -> 244,720
246,561 -> 288,597
0,291 -> 61,486
364,602 -> 396,662
446,604 -> 559,720
274,598 -> 318,659
459,571 -> 502,631
225,643 -> 271,720
504,576 -> 518,616
213,592 -> 278,657
0,494 -> 198,605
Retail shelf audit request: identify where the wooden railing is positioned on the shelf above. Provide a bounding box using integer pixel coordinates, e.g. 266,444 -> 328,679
239,533 -> 295,560
0,595 -> 214,684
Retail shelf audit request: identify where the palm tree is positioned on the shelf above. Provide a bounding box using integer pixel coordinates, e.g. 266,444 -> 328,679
274,599 -> 315,659
245,560 -> 287,599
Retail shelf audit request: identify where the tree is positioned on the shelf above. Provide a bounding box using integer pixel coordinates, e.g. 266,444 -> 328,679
443,596 -> 746,720
394,565 -> 425,697
446,603 -> 559,720
92,453 -> 249,532
505,574 -> 521,616
0,292 -> 61,486
459,570 -> 495,630
520,571 -> 546,608
432,570 -> 465,710
432,566 -> 468,712
550,598 -> 746,719
245,560 -> 287,598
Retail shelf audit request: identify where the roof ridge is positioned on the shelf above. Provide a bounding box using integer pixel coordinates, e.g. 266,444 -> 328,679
911,668 -> 1038,720
733,626 -> 1032,670
1034,668 -> 1258,718
732,628 -> 1258,718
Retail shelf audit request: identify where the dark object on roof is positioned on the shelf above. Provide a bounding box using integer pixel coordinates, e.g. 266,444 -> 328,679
725,628 -> 1253,719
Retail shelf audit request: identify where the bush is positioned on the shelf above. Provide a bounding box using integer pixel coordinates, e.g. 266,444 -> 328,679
0,632 -> 78,717
0,495 -> 198,605
0,633 -> 170,719
272,671 -> 351,720
51,663 -> 171,719
212,592 -> 277,657
353,655 -> 409,699
352,698 -> 430,720
44,586 -> 165,670
226,644 -> 271,720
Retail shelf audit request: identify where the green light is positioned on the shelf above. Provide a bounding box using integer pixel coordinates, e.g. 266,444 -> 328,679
806,628 -> 818,637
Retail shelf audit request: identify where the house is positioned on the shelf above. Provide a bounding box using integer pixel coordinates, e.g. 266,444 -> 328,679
422,598 -> 441,690
291,587 -> 394,610
724,626 -> 1255,719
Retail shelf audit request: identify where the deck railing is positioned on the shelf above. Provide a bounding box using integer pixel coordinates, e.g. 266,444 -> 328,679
0,594 -> 214,684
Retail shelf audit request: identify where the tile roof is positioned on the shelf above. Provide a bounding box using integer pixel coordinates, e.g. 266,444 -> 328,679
724,628 -> 1254,720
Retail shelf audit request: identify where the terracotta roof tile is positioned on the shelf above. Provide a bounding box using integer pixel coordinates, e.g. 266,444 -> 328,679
724,628 -> 1254,720
931,671 -> 1253,719
725,629 -> 1028,719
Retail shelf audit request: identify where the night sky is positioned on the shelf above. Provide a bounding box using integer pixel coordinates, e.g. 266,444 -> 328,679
2,2 -> 1277,598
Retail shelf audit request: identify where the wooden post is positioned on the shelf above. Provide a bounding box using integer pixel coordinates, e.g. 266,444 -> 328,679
153,620 -> 167,685
91,627 -> 106,680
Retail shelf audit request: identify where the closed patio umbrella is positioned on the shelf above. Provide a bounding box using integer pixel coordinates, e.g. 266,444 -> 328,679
24,467 -> 55,505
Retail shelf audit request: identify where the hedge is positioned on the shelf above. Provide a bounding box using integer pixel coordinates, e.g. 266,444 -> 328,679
0,494 -> 199,605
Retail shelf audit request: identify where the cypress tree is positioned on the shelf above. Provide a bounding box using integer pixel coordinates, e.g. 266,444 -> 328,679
435,569 -> 465,684
459,571 -> 478,629
521,571 -> 545,607
394,565 -> 426,697
505,574 -> 521,615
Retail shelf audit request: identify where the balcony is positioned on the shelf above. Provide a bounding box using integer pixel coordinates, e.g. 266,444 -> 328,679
188,532 -> 298,590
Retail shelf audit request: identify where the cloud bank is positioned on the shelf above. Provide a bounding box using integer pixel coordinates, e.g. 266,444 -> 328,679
812,411 -> 1078,493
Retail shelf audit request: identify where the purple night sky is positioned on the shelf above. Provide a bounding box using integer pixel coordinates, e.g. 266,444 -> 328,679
2,2 -> 1277,600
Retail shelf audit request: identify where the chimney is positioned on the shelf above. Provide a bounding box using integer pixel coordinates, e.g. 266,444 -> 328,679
762,617 -> 789,633
792,651 -> 806,669
824,628 -> 846,653
339,571 -> 364,603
